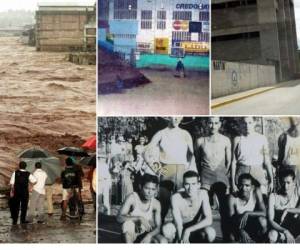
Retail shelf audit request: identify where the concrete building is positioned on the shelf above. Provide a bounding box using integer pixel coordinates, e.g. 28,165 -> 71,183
36,3 -> 96,51
99,0 -> 209,66
212,0 -> 299,82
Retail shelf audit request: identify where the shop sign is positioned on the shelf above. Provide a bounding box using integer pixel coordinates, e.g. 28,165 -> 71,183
180,41 -> 209,54
155,38 -> 169,54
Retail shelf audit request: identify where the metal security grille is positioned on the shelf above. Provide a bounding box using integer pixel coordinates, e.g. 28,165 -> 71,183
172,31 -> 191,41
157,10 -> 166,30
199,32 -> 209,42
199,11 -> 209,21
172,11 -> 192,20
113,0 -> 137,19
141,10 -> 152,29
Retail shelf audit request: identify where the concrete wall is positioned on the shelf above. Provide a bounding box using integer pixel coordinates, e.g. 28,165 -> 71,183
211,60 -> 276,98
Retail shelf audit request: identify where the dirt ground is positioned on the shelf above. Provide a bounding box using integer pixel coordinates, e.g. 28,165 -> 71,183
0,36 -> 96,188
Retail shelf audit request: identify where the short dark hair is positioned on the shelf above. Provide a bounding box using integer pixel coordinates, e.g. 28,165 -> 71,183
238,173 -> 254,186
65,157 -> 74,166
280,169 -> 295,182
19,161 -> 27,169
140,174 -> 159,187
35,162 -> 42,169
183,171 -> 199,182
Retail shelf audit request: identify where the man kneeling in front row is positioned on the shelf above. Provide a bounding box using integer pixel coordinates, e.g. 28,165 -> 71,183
162,171 -> 216,243
228,174 -> 267,243
117,174 -> 163,243
268,169 -> 300,243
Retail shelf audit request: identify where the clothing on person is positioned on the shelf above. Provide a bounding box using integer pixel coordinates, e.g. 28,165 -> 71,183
45,185 -> 54,214
27,168 -> 48,222
121,192 -> 156,242
10,169 -> 37,224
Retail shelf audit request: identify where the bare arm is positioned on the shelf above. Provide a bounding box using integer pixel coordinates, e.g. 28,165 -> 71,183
116,194 -> 140,224
171,194 -> 184,241
225,138 -> 232,173
247,189 -> 266,217
228,195 -> 236,218
231,137 -> 239,191
268,193 -> 288,233
262,138 -> 274,190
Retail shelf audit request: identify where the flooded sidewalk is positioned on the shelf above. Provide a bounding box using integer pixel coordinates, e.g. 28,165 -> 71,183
0,199 -> 96,243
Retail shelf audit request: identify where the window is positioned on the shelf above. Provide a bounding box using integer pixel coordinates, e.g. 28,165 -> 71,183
113,0 -> 137,19
114,34 -> 136,39
212,0 -> 257,10
173,11 -> 192,20
157,10 -> 166,30
199,11 -> 209,21
212,32 -> 260,42
172,31 -> 191,41
199,32 -> 209,42
141,10 -> 152,29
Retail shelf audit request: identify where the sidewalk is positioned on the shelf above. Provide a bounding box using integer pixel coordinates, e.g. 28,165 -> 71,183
211,79 -> 300,109
0,203 -> 96,243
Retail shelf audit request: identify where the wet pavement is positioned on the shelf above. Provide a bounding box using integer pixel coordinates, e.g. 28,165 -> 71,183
0,199 -> 96,243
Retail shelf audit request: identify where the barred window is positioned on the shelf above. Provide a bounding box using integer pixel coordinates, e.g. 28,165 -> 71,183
157,21 -> 166,30
113,0 -> 137,19
199,11 -> 209,21
157,10 -> 166,30
157,10 -> 166,20
172,11 -> 192,20
172,31 -> 191,41
141,10 -> 152,29
114,34 -> 136,39
198,32 -> 209,42
141,10 -> 152,19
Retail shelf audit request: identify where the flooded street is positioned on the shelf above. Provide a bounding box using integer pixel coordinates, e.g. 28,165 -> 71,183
98,69 -> 209,116
0,202 -> 96,243
0,36 -> 96,187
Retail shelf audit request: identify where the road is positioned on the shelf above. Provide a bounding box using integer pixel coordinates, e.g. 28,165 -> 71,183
98,69 -> 209,116
212,80 -> 300,115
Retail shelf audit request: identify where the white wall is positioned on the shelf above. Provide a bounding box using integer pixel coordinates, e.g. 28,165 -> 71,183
212,61 -> 277,98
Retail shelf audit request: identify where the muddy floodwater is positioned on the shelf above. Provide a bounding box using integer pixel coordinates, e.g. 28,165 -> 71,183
0,36 -> 96,187
0,36 -> 96,242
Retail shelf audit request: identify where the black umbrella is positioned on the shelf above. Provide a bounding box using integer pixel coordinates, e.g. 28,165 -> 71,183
18,148 -> 51,159
57,147 -> 89,157
79,154 -> 96,167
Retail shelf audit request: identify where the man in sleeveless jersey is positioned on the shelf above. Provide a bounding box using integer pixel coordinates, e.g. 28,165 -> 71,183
196,117 -> 231,240
268,169 -> 300,243
278,117 -> 300,185
228,174 -> 267,243
117,174 -> 163,243
232,117 -> 274,195
167,171 -> 216,243
146,117 -> 194,219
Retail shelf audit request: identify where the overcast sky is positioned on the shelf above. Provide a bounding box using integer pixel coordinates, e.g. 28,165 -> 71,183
0,0 -> 95,12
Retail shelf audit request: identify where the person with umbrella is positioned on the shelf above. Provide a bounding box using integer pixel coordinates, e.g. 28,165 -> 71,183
60,157 -> 83,220
9,161 -> 37,225
27,162 -> 48,224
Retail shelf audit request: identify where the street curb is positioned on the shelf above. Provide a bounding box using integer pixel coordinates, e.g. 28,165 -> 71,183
211,86 -> 278,109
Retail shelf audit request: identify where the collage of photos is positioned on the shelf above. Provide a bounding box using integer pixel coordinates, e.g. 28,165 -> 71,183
0,0 -> 300,246
0,0 -> 96,243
